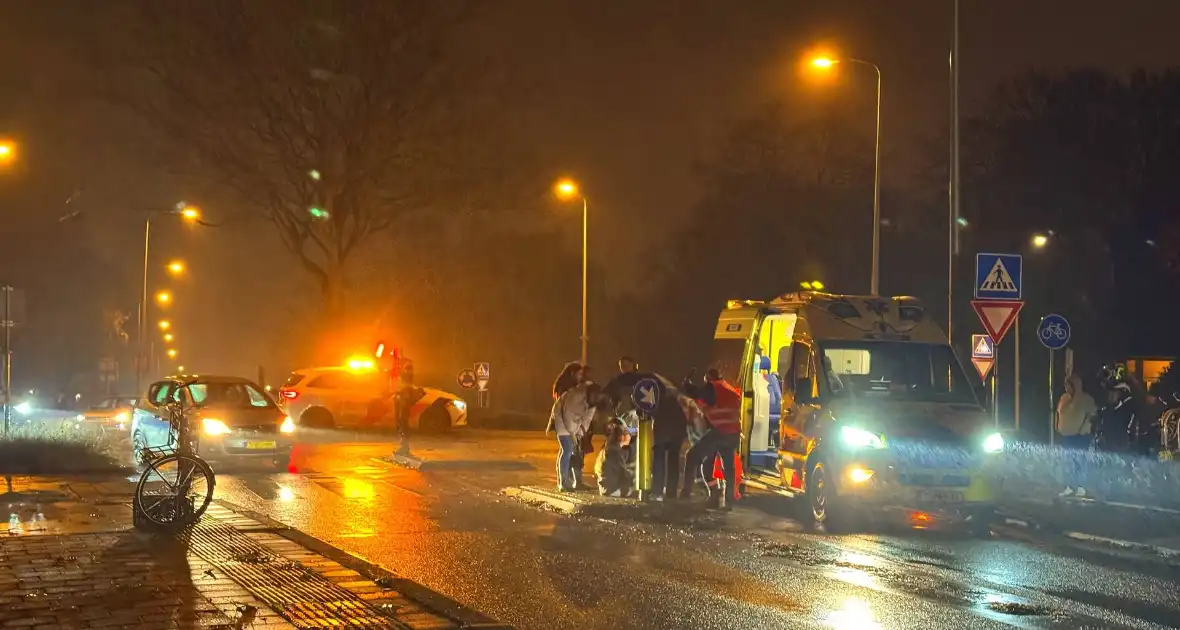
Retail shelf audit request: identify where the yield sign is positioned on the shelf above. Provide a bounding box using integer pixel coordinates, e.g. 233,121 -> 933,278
971,357 -> 995,382
970,300 -> 1023,344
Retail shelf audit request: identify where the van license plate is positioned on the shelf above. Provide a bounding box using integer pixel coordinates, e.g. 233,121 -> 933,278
246,441 -> 276,450
914,489 -> 964,503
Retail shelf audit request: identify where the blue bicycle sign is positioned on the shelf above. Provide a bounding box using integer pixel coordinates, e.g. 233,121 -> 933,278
1037,314 -> 1071,350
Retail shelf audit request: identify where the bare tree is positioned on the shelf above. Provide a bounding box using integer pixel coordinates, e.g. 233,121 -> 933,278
105,0 -> 504,317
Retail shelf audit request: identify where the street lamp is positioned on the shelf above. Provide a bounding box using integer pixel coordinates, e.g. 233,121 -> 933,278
166,260 -> 185,276
158,320 -> 171,331
553,178 -> 589,365
0,140 -> 15,166
167,349 -> 177,359
809,54 -> 883,296
163,333 -> 174,343
137,202 -> 205,393
1031,234 -> 1049,249
155,290 -> 172,306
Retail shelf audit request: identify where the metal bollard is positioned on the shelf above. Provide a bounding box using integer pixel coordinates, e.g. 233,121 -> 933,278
635,415 -> 654,500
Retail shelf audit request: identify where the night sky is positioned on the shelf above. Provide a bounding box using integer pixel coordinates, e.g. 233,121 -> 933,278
2,0 -> 1178,379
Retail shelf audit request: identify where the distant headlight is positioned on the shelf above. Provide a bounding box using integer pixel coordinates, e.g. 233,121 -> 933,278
202,418 -> 231,436
840,426 -> 886,449
451,399 -> 466,411
75,414 -> 86,422
983,432 -> 1004,454
14,402 -> 32,415
280,416 -> 296,433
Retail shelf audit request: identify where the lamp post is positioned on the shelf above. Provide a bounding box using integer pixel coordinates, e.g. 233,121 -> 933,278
810,56 -> 883,295
137,203 -> 202,393
554,178 -> 589,365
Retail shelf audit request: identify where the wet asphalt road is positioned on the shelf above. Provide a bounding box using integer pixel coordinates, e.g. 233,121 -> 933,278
206,430 -> 1180,630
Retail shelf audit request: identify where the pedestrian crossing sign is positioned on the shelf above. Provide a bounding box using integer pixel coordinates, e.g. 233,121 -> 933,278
971,334 -> 994,359
975,252 -> 1022,300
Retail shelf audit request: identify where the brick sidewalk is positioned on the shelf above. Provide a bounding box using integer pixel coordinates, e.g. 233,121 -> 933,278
0,477 -> 508,629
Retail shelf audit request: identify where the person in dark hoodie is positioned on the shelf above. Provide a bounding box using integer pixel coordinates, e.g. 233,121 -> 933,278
648,375 -> 688,502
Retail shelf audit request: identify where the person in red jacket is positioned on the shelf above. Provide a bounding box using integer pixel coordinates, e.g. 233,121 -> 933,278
681,367 -> 742,509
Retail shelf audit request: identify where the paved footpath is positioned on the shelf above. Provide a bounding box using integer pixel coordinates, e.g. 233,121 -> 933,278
0,476 -> 509,630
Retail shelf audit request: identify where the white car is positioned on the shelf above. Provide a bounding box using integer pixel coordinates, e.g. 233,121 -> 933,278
278,366 -> 468,432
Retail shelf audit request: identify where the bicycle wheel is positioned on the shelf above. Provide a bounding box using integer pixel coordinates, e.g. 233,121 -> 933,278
133,453 -> 216,527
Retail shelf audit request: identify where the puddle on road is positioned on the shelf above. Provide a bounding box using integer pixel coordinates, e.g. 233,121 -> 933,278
750,536 -> 1064,623
983,600 -> 1050,616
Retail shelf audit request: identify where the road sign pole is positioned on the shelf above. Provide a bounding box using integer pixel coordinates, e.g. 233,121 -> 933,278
991,364 -> 998,428
1014,316 -> 1021,430
1048,348 -> 1055,447
1036,314 -> 1071,445
635,413 -> 653,501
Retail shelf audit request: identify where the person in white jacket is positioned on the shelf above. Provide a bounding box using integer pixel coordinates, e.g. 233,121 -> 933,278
551,382 -> 601,491
1057,373 -> 1098,497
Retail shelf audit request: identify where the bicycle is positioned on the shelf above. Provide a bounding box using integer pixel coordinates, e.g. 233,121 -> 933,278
132,394 -> 216,528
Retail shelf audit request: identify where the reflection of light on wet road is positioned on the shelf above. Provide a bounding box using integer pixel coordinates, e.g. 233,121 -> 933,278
341,477 -> 376,501
839,551 -> 877,568
825,597 -> 881,629
832,567 -> 878,589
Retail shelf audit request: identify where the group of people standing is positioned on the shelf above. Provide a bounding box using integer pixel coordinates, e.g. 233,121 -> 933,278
1054,365 -> 1180,498
547,357 -> 743,510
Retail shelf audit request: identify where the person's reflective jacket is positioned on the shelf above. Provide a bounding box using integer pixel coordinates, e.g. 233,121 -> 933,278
689,378 -> 741,436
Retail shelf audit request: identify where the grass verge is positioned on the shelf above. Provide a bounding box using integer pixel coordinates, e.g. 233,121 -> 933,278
0,423 -> 131,475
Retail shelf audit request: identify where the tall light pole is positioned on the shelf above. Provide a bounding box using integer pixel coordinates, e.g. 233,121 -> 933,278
1,140 -> 17,435
949,0 -> 961,343
137,203 -> 202,393
554,178 -> 589,365
810,56 -> 883,295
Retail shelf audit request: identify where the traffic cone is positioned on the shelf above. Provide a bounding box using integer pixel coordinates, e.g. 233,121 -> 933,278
711,451 -> 742,501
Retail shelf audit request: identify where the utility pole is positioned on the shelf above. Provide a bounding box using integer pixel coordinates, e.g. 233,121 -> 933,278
948,0 -> 961,344
3,287 -> 13,437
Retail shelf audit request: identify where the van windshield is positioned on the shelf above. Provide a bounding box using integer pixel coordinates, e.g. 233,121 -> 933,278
819,340 -> 977,404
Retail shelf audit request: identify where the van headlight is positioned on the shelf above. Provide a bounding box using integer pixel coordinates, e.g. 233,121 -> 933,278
451,399 -> 466,411
982,432 -> 1004,454
280,416 -> 296,433
840,426 -> 886,449
202,418 -> 231,436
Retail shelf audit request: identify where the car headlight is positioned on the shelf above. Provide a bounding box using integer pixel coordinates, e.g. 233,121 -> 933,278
14,402 -> 32,415
280,416 -> 296,433
202,418 -> 231,436
114,412 -> 129,423
840,426 -> 886,449
451,399 -> 466,411
982,432 -> 1004,454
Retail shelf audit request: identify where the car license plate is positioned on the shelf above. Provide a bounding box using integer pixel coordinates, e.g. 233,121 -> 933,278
246,441 -> 276,450
914,489 -> 964,503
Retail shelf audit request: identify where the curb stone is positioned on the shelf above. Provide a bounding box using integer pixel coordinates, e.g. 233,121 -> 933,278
502,485 -> 687,521
998,512 -> 1180,559
387,454 -> 535,472
215,499 -> 514,630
